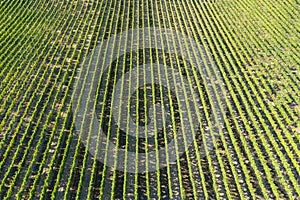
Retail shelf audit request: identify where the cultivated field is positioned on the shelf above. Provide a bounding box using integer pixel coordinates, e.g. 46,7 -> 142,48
0,0 -> 299,199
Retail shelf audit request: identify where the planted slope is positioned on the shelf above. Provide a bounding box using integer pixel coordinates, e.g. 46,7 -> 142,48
0,0 -> 299,199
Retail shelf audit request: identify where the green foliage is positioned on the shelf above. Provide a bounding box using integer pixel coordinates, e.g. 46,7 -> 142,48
0,0 -> 299,199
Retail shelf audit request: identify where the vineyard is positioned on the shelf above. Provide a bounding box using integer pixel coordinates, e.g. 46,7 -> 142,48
0,0 -> 299,199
